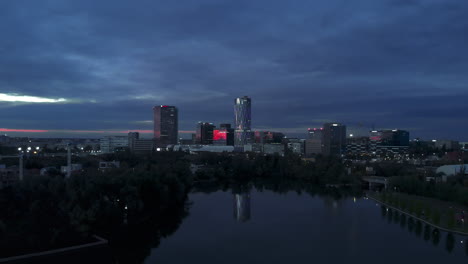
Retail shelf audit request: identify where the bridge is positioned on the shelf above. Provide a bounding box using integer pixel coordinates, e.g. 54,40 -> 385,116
362,176 -> 388,190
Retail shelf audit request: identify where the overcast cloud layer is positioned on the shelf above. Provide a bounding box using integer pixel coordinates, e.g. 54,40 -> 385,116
0,0 -> 467,139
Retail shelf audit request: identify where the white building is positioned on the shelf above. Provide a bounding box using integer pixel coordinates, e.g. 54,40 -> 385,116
100,136 -> 128,153
436,164 -> 468,181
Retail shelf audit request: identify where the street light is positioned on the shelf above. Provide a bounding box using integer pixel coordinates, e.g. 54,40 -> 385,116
18,147 -> 22,151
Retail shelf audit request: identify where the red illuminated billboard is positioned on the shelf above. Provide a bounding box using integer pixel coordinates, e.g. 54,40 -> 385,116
213,130 -> 227,141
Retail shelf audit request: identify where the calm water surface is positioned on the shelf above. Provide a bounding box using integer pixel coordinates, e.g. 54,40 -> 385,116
144,189 -> 468,264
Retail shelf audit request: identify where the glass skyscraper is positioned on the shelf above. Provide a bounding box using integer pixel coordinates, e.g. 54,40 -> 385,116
234,96 -> 252,148
153,105 -> 178,146
322,123 -> 346,156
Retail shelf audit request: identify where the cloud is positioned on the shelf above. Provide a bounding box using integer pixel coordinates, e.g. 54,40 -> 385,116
0,93 -> 67,103
0,0 -> 467,140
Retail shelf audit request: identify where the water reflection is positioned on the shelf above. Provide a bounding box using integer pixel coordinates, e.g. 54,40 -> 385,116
378,204 -> 467,255
432,229 -> 441,246
446,233 -> 455,253
424,224 -> 431,241
233,192 -> 251,222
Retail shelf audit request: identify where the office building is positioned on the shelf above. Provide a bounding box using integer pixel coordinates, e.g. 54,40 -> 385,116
196,122 -> 215,145
369,129 -> 409,155
234,96 -> 253,149
433,140 -> 460,151
100,136 -> 128,153
128,132 -> 139,150
305,128 -> 323,156
213,123 -> 234,146
254,131 -> 285,144
322,123 -> 346,156
153,105 -> 178,146
346,136 -> 370,156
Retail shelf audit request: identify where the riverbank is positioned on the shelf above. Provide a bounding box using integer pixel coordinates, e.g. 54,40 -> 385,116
0,235 -> 108,263
367,192 -> 468,236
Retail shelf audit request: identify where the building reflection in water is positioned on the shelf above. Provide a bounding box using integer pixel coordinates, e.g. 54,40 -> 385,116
234,192 -> 251,222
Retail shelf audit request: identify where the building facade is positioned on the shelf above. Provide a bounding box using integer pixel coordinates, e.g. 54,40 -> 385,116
234,96 -> 253,149
305,128 -> 323,157
153,105 -> 178,146
346,136 -> 370,156
196,122 -> 215,145
213,123 -> 234,146
369,129 -> 409,155
100,136 -> 128,153
322,123 -> 346,156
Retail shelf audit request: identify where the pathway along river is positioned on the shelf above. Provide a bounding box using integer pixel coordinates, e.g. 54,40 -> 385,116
144,187 -> 468,264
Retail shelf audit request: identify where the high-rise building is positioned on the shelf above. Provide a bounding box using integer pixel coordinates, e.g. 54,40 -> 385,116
234,96 -> 253,149
305,128 -> 323,157
369,129 -> 409,155
128,132 -> 139,150
153,105 -> 178,146
196,122 -> 215,145
322,123 -> 346,156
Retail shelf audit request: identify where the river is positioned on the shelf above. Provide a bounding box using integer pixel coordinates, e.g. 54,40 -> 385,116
144,188 -> 467,263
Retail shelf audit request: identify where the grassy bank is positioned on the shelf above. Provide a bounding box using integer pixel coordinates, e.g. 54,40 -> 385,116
368,191 -> 468,234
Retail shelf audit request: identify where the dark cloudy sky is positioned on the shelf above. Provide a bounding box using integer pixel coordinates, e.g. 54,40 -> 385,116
0,0 -> 467,140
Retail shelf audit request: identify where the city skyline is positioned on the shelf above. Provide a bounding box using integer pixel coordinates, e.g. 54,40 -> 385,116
1,0 -> 467,140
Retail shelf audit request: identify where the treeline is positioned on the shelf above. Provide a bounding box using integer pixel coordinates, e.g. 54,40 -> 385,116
389,175 -> 468,206
191,152 -> 358,185
0,153 -> 192,262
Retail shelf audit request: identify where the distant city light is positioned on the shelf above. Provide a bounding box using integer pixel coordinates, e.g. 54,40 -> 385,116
18,147 -> 21,151
36,147 -> 40,150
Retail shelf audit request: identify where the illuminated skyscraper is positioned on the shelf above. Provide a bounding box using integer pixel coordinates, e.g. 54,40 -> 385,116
234,96 -> 252,148
153,105 -> 178,146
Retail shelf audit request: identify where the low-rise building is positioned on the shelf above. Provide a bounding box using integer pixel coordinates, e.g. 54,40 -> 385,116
60,164 -> 83,174
100,136 -> 128,153
99,161 -> 121,170
436,164 -> 468,181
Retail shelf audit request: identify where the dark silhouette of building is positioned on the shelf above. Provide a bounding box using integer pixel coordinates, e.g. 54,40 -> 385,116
196,122 -> 215,145
254,131 -> 285,144
305,128 -> 323,156
322,123 -> 346,156
234,96 -> 253,149
153,105 -> 178,146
